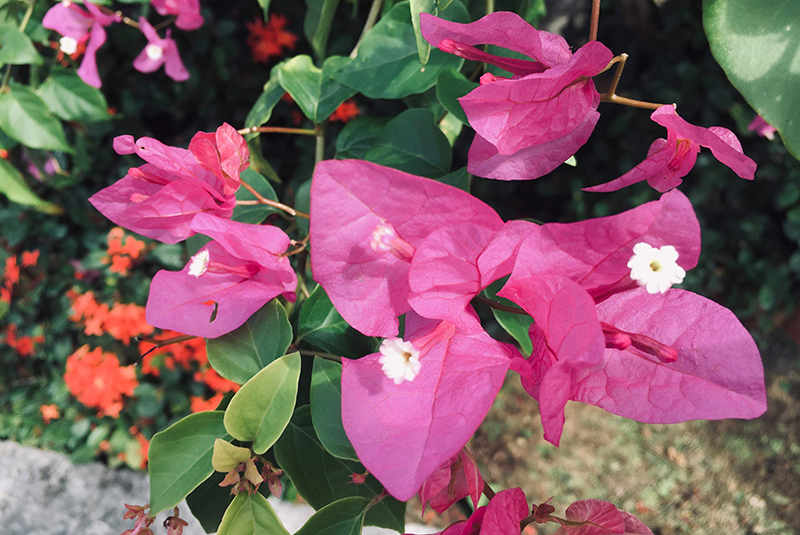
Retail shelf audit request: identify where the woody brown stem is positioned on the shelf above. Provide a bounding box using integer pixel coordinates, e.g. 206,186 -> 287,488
600,93 -> 670,110
239,178 -> 310,219
589,0 -> 601,41
137,335 -> 197,359
483,481 -> 496,500
237,126 -> 318,136
473,295 -> 527,315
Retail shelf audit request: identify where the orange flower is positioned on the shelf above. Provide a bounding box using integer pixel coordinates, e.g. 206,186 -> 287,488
21,250 -> 39,267
190,393 -> 224,413
63,345 -> 138,418
3,324 -> 43,357
133,431 -> 150,470
329,99 -> 361,123
40,404 -> 60,424
246,14 -> 297,63
104,228 -> 145,276
121,236 -> 145,259
67,291 -> 154,344
4,256 -> 19,288
109,255 -> 133,276
194,367 -> 240,394
0,287 -> 10,304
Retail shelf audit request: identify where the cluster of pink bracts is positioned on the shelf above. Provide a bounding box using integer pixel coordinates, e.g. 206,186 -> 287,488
89,11 -> 767,535
43,0 -> 202,88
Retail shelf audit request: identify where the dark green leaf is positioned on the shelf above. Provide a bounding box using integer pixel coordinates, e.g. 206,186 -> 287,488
437,166 -> 470,191
257,0 -> 271,18
484,278 -> 534,356
436,69 -> 477,125
232,168 -> 279,224
310,358 -> 357,460
295,497 -> 371,535
148,411 -> 231,514
207,300 -> 293,384
38,68 -> 109,122
365,108 -> 452,177
304,0 -> 341,59
217,492 -> 289,535
277,55 -> 356,123
0,23 -> 41,66
243,74 -> 284,138
223,352 -> 301,454
297,285 -> 377,357
332,1 -> 467,99
186,471 -> 233,534
0,158 -> 62,214
275,406 -> 405,532
0,83 -> 71,152
703,0 -> 800,158
334,116 -> 390,160
296,178 -> 311,235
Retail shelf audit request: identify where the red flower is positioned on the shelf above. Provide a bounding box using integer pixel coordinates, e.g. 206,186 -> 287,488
246,14 -> 297,64
329,99 -> 360,123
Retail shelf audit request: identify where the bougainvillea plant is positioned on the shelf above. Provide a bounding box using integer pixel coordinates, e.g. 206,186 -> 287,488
2,0 -> 786,533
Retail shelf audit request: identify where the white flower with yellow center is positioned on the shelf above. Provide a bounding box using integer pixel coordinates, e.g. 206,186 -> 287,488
378,338 -> 421,385
59,36 -> 78,55
188,249 -> 210,278
627,242 -> 685,294
145,43 -> 164,61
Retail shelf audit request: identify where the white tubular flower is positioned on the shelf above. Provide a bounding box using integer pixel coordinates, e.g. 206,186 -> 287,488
188,249 -> 210,278
378,338 -> 421,385
145,44 -> 165,61
627,242 -> 686,294
59,36 -> 78,55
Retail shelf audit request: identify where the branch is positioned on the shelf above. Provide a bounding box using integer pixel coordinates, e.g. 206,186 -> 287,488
589,0 -> 601,41
237,126 -> 318,136
239,178 -> 310,219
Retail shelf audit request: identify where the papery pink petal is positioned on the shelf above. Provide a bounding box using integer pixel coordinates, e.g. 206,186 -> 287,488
83,2 -> 121,26
508,189 -> 700,297
419,463 -> 451,514
190,213 -> 290,267
189,124 -> 248,195
133,18 -> 166,73
651,105 -> 756,180
341,313 -> 513,500
617,511 -> 655,535
476,219 -> 539,285
88,176 -> 234,244
423,448 -> 484,513
480,488 -> 530,535
76,22 -> 106,88
151,0 -> 204,31
133,48 -> 165,73
42,3 -> 93,38
553,500 -> 626,535
408,223 -> 499,328
468,106 -> 599,181
138,16 -> 161,43
411,507 -> 487,535
460,42 -> 612,155
163,36 -> 190,82
419,12 -> 571,67
310,160 -> 503,337
146,242 -> 296,338
747,115 -> 777,140
113,135 -> 137,154
500,275 -> 604,445
573,289 -> 767,423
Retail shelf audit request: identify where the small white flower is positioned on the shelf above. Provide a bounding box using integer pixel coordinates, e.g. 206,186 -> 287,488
378,338 -> 421,385
370,222 -> 398,253
627,242 -> 685,294
61,0 -> 72,7
59,36 -> 78,55
188,249 -> 210,278
145,43 -> 164,61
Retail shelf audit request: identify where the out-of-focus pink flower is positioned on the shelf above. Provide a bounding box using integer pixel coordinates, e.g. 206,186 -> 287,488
89,124 -> 245,244
151,0 -> 204,31
748,114 -> 777,140
419,448 -> 484,514
586,105 -> 756,193
146,214 -> 297,338
421,12 -> 613,181
42,1 -> 120,88
132,18 -> 189,82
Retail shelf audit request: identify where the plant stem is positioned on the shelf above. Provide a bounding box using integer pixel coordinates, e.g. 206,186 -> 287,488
299,350 -> 342,363
485,0 -> 495,15
589,0 -> 601,41
239,178 -> 310,219
237,126 -> 318,136
473,295 -> 527,315
1,1 -> 35,91
153,15 -> 177,32
315,123 -> 326,164
483,481 -> 496,500
350,0 -> 383,58
604,53 -> 628,96
600,93 -> 670,110
137,334 -> 197,359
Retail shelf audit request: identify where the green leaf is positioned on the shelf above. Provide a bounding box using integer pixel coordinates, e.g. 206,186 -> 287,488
275,406 -> 405,532
257,0 -> 271,18
296,178 -> 311,235
207,300 -> 293,384
0,158 -> 62,214
310,358 -> 357,460
334,116 -> 390,160
365,108 -> 452,177
304,0 -> 341,59
436,69 -> 477,125
439,111 -> 463,145
703,0 -> 800,158
148,411 -> 231,514
297,285 -> 377,357
211,438 -> 252,472
246,137 -> 282,183
218,492 -> 289,535
332,0 -> 467,99
484,277 -> 534,356
295,497 -> 371,535
223,352 -> 301,454
277,55 -> 356,123
38,68 -> 109,122
0,83 -> 71,152
437,166 -> 469,191
0,23 -> 42,66
410,0 -> 436,64
243,73 -> 285,138
186,471 -> 233,534
232,168 -> 279,224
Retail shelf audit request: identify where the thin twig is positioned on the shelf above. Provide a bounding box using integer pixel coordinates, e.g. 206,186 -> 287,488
589,0 -> 601,41
473,295 -> 527,315
299,350 -> 342,363
483,482 -> 496,500
136,334 -> 197,359
153,15 -> 177,32
604,53 -> 628,96
350,0 -> 383,58
237,126 -> 318,136
239,178 -> 310,219
598,53 -> 671,110
600,93 -> 670,110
